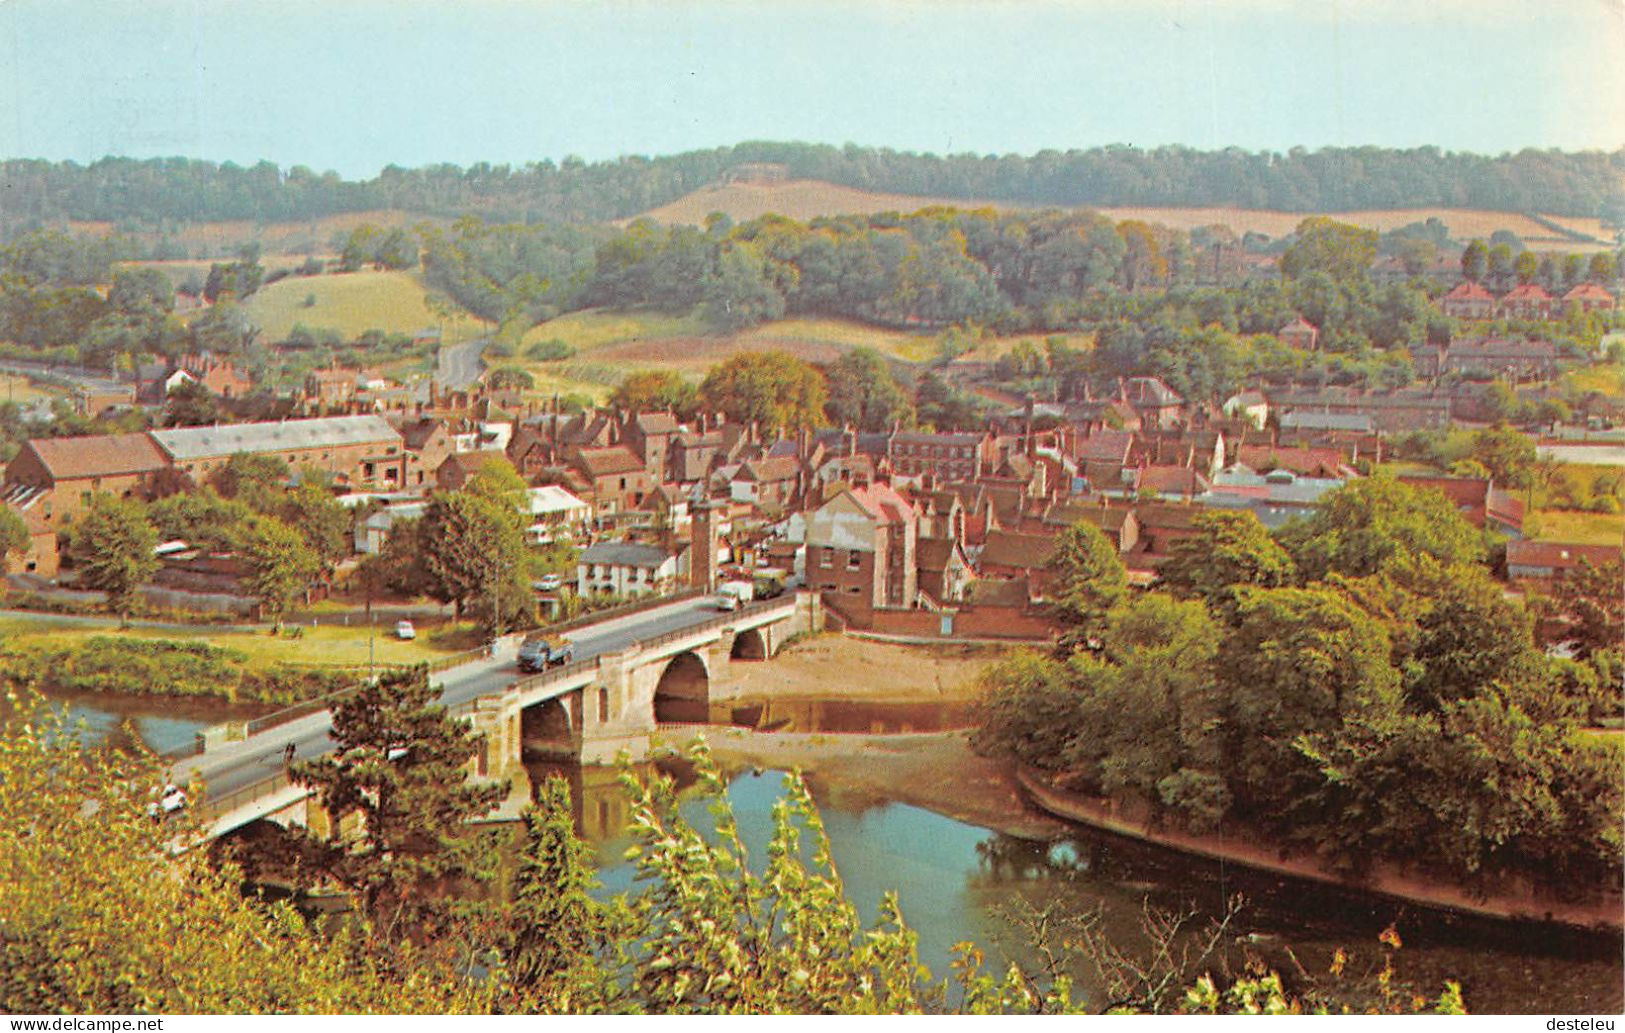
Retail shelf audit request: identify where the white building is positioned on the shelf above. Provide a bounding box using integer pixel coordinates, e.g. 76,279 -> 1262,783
576,542 -> 681,597
524,485 -> 592,544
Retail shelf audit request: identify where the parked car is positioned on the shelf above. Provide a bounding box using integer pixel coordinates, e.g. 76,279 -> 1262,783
395,620 -> 416,640
533,574 -> 563,592
147,784 -> 187,818
518,634 -> 574,672
713,580 -> 755,611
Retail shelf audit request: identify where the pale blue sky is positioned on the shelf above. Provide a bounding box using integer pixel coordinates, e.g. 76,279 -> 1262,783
1,0 -> 1620,177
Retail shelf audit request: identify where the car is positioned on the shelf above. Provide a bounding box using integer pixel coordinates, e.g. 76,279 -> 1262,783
517,634 -> 574,673
147,784 -> 187,818
394,620 -> 416,640
534,574 -> 563,592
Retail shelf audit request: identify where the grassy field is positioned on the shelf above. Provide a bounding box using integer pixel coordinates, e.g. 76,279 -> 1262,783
634,179 -> 1609,252
239,269 -> 483,343
1527,509 -> 1625,546
0,373 -> 66,407
0,616 -> 481,668
1562,361 -> 1625,400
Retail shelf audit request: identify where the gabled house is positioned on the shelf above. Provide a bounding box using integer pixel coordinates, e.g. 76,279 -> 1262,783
576,541 -> 680,597
1439,280 -> 1496,320
1504,541 -> 1621,584
976,530 -> 1058,596
1398,475 -> 1525,537
916,537 -> 973,604
399,418 -> 456,487
1223,390 -> 1269,429
1122,377 -> 1184,429
3,432 -> 170,527
1562,282 -> 1616,315
804,483 -> 918,613
622,412 -> 683,479
571,446 -> 653,519
434,449 -> 509,492
1277,317 -> 1319,351
731,456 -> 802,512
1498,283 -> 1554,321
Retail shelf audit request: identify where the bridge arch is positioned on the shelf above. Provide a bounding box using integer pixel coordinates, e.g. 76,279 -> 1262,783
520,696 -> 578,759
730,626 -> 768,661
653,650 -> 710,724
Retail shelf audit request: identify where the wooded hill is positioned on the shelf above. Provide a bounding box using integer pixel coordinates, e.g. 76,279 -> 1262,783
2,142 -> 1621,233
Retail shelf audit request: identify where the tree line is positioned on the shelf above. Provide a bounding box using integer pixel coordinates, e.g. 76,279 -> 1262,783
3,143 -> 1621,233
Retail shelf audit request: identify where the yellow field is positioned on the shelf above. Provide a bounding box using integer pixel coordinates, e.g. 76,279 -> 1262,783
1563,362 -> 1625,400
239,269 -> 482,343
634,179 -> 1610,252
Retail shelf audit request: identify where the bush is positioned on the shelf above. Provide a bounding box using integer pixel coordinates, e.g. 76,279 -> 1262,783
525,338 -> 575,362
0,637 -> 354,705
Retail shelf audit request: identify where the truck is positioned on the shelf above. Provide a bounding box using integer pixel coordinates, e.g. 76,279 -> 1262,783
713,580 -> 755,612
517,634 -> 575,672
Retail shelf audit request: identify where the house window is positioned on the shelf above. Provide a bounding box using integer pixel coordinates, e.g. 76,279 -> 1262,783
598,687 -> 609,722
819,549 -> 833,568
619,477 -> 627,490
847,550 -> 861,570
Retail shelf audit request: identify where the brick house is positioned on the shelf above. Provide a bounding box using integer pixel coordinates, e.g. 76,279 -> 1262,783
916,537 -> 973,603
1498,283 -> 1554,321
1439,280 -> 1496,320
731,456 -> 802,512
621,412 -> 682,480
887,430 -> 991,483
804,483 -> 918,613
176,353 -> 254,398
1562,282 -> 1617,315
399,418 -> 456,488
3,432 -> 170,528
0,486 -> 60,577
1123,377 -> 1185,429
1411,337 -> 1558,382
571,445 -> 654,518
976,530 -> 1058,597
434,449 -> 510,492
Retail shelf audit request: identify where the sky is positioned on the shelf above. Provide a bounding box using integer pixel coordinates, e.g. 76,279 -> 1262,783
0,0 -> 1620,178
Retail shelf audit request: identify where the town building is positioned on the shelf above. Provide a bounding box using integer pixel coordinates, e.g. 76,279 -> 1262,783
1504,540 -> 1620,584
804,483 -> 918,613
151,414 -> 408,489
1277,317 -> 1319,351
1498,283 -> 1554,321
1438,280 -> 1496,320
576,541 -> 681,597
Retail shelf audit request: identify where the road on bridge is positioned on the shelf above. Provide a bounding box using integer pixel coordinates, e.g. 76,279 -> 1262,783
167,595 -> 735,808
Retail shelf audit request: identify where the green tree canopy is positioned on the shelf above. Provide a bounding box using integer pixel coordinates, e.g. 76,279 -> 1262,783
1278,478 -> 1486,581
1159,509 -> 1297,619
1047,520 -> 1128,652
611,369 -> 699,418
823,347 -> 915,431
67,495 -> 158,619
240,515 -> 320,630
1279,217 -> 1378,282
699,350 -> 828,433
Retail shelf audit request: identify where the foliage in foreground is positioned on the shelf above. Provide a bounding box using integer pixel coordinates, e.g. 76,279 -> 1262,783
0,690 -> 1465,1015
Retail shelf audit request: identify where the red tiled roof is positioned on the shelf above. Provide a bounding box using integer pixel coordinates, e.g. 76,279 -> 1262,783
1235,445 -> 1348,478
1563,283 -> 1615,302
849,482 -> 916,526
1137,465 -> 1210,495
1506,540 -> 1621,571
1501,283 -> 1552,301
22,433 -> 168,482
575,446 -> 645,478
978,530 -> 1057,571
1444,281 -> 1494,301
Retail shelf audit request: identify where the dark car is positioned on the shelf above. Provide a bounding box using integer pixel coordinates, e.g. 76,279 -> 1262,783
518,634 -> 574,673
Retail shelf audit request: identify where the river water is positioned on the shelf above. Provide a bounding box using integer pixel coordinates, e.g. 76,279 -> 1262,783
26,689 -> 271,755
33,689 -> 1622,1014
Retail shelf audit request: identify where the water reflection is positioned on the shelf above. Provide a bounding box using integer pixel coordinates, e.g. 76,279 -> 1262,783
513,755 -> 1622,1015
717,698 -> 977,734
7,689 -> 271,755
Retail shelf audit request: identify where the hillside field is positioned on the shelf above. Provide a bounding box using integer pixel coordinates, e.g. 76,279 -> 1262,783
635,178 -> 1613,252
238,269 -> 483,343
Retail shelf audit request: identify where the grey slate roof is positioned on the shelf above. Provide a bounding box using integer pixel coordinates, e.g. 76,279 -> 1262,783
152,415 -> 402,461
578,542 -> 673,568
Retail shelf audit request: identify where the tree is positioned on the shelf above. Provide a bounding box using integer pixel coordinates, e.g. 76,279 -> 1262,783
702,243 -> 786,331
1587,252 -> 1617,284
0,505 -> 28,566
699,351 -> 827,432
464,457 -> 529,516
162,379 -> 221,427
500,777 -> 621,1009
824,347 -> 915,431
280,478 -> 350,572
147,487 -> 253,552
419,491 -> 527,620
67,495 -> 158,621
1550,557 -> 1625,661
291,666 -> 506,934
488,367 -> 535,391
1513,249 -> 1539,285
240,516 -> 320,631
1460,240 -> 1488,283
1279,218 -> 1377,282
613,744 -> 931,1014
0,692 -> 478,1014
611,370 -> 698,418
1278,478 -> 1486,581
1467,424 -> 1536,488
210,451 -> 292,512
1047,520 -> 1127,653
1217,585 -> 1402,825
1408,566 -> 1538,712
1159,510 -> 1296,619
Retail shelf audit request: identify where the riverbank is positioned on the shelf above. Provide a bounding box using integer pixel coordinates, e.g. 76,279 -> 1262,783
722,633 -> 1008,701
1017,767 -> 1625,934
680,726 -> 1067,840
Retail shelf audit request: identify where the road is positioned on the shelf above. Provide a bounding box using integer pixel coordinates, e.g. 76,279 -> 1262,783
436,337 -> 489,390
167,595 -> 730,805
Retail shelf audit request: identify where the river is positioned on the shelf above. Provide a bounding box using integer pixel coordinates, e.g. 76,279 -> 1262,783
33,689 -> 1623,1014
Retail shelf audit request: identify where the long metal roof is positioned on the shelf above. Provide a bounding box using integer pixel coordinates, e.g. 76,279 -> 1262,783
151,415 -> 403,461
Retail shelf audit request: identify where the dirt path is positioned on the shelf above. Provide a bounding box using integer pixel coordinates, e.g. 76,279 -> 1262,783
722,633 -> 1011,702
